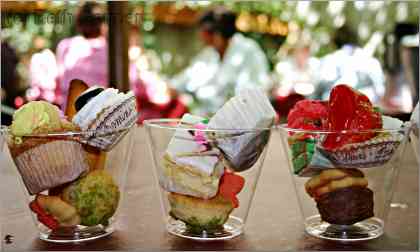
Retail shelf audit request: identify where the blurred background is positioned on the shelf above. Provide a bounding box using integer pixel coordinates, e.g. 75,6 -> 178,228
1,1 -> 419,125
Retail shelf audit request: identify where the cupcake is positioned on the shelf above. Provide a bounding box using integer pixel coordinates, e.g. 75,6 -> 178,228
169,193 -> 234,234
8,101 -> 89,195
72,86 -> 138,151
305,168 -> 374,225
168,171 -> 244,233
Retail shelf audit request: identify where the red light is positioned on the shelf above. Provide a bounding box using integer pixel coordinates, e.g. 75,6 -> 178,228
14,97 -> 24,108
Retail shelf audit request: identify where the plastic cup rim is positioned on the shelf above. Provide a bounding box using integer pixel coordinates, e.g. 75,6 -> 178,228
143,118 -> 272,133
0,124 -> 134,138
276,123 -> 411,135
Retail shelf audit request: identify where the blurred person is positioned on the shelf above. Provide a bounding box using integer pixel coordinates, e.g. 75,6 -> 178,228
129,26 -> 162,73
383,23 -> 418,114
1,41 -> 20,125
128,26 -> 187,122
274,41 -> 321,96
27,36 -> 58,104
316,26 -> 385,104
171,8 -> 271,115
56,2 -> 108,109
273,36 -> 320,118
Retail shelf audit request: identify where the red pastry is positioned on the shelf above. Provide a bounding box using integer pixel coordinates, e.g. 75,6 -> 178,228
29,200 -> 59,230
218,170 -> 245,208
287,100 -> 328,130
323,85 -> 382,149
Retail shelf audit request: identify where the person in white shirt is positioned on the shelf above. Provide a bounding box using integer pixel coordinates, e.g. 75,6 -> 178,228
274,38 -> 321,98
171,8 -> 271,115
316,26 -> 385,104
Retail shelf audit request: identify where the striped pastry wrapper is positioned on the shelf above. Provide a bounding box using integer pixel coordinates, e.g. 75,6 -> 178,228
81,95 -> 137,151
11,140 -> 89,195
317,133 -> 404,169
212,130 -> 271,172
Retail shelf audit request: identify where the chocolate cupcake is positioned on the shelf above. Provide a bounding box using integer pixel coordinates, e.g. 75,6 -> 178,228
305,168 -> 374,225
316,186 -> 374,225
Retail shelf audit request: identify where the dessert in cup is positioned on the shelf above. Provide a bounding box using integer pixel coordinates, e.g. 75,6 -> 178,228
4,79 -> 137,243
278,84 -> 410,241
145,88 -> 275,240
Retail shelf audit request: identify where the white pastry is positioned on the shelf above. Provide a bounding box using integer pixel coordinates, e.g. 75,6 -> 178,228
72,88 -> 137,150
208,88 -> 276,171
162,114 -> 224,199
73,88 -> 134,130
382,115 -> 403,130
167,114 -> 220,175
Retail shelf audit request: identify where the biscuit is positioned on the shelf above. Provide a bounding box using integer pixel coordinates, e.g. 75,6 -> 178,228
305,168 -> 367,198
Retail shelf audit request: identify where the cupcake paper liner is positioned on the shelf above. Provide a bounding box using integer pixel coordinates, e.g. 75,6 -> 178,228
289,133 -> 405,176
12,140 -> 89,195
82,95 -> 137,151
317,134 -> 404,169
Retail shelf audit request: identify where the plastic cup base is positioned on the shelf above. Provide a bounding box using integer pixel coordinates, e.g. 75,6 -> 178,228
39,224 -> 114,243
166,216 -> 244,241
305,215 -> 384,242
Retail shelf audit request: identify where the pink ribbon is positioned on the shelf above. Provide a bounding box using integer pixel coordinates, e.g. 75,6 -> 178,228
193,123 -> 208,146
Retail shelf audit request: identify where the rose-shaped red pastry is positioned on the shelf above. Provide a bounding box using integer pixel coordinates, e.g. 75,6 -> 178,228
287,100 -> 328,130
323,85 -> 382,149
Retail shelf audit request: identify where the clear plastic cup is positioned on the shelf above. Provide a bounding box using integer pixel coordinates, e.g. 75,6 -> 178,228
144,119 -> 272,241
410,128 -> 419,163
0,126 -> 5,152
3,126 -> 135,243
277,125 -> 410,242
0,126 -> 5,251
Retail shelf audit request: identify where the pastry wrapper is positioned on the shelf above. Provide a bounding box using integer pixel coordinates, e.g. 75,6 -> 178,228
82,95 -> 137,151
208,88 -> 275,172
317,134 -> 404,169
11,140 -> 89,195
214,131 -> 270,172
289,133 -> 405,177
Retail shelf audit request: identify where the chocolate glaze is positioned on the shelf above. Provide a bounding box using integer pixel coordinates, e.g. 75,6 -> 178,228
75,86 -> 105,111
